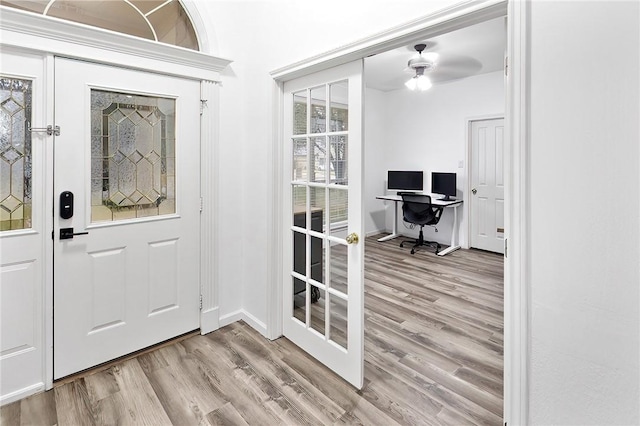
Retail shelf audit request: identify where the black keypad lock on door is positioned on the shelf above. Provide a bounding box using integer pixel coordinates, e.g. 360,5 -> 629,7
60,191 -> 74,219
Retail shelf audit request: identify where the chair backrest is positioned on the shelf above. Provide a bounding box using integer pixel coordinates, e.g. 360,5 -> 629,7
401,194 -> 443,226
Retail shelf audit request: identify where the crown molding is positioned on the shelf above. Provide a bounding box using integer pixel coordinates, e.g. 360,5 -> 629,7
270,0 -> 506,81
0,6 -> 232,80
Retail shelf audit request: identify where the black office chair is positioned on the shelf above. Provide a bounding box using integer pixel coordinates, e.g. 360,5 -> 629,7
399,194 -> 443,255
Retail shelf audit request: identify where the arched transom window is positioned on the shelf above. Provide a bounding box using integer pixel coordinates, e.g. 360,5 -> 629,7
0,0 -> 199,50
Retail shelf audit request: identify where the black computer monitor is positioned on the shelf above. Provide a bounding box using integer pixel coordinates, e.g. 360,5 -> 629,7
431,172 -> 457,200
387,170 -> 423,192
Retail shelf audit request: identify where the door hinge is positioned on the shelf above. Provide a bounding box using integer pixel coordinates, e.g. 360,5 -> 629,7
504,238 -> 508,258
199,294 -> 203,310
504,56 -> 509,76
200,99 -> 208,115
200,197 -> 204,213
52,230 -> 54,240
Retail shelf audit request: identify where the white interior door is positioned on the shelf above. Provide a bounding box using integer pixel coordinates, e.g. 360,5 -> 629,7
53,58 -> 201,379
283,60 -> 364,389
470,117 -> 505,253
0,50 -> 48,401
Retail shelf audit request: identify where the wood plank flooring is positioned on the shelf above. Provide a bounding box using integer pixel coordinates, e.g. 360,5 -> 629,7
1,235 -> 503,425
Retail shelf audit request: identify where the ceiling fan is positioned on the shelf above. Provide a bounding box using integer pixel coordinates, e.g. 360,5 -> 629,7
405,43 -> 439,91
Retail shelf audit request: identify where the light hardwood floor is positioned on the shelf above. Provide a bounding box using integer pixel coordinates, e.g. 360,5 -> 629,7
1,235 -> 503,425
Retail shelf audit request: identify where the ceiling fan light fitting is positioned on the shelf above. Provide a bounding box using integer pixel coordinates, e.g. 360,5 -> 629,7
405,74 -> 432,91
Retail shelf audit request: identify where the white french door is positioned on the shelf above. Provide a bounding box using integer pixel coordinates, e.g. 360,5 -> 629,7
282,60 -> 364,389
53,58 -> 201,379
470,117 -> 505,254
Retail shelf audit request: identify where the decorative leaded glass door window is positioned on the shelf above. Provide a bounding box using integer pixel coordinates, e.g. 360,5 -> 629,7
91,89 -> 175,222
0,76 -> 32,231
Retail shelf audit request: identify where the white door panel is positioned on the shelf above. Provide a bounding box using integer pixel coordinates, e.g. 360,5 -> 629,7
470,118 -> 505,253
0,50 -> 48,402
283,60 -> 364,389
53,58 -> 200,379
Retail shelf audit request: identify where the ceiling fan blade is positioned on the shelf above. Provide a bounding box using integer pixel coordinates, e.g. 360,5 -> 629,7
429,55 -> 483,83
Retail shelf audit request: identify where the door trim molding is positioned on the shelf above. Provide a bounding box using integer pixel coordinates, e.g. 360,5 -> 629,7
504,0 -> 530,423
200,80 -> 221,334
464,114 -> 505,251
267,0 -> 530,423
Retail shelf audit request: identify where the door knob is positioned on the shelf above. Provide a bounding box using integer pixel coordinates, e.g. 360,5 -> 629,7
472,188 -> 477,195
346,233 -> 359,245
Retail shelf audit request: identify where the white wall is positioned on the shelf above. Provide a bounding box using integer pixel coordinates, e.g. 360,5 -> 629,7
365,71 -> 505,246
364,87 -> 388,236
528,1 -> 639,424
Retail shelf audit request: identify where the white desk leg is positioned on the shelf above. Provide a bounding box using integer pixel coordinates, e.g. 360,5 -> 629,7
378,200 -> 401,242
437,203 -> 461,256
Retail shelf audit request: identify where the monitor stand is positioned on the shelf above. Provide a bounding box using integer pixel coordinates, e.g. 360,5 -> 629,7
438,195 -> 455,201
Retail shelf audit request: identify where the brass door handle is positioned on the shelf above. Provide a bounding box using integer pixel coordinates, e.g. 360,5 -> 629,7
346,233 -> 359,245
472,188 -> 477,195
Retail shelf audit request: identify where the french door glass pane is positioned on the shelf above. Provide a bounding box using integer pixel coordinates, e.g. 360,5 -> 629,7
329,243 -> 348,295
330,81 -> 348,132
292,184 -> 306,221
293,93 -> 307,135
311,136 -> 326,183
309,285 -> 326,335
293,277 -> 306,324
310,186 -> 326,230
329,135 -> 348,185
90,89 -> 175,223
0,76 -> 32,231
329,294 -> 348,349
292,137 -> 307,181
310,86 -> 325,134
329,187 -> 347,235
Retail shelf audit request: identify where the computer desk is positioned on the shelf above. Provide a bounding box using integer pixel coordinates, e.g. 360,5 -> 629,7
375,194 -> 463,256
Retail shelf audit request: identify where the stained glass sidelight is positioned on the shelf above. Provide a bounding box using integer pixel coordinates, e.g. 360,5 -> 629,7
0,76 -> 32,231
91,89 -> 176,223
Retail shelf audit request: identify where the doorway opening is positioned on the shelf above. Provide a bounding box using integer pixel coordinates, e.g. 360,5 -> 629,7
361,15 -> 507,422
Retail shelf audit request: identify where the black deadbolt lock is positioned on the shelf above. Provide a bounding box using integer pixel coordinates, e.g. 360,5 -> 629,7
60,191 -> 74,219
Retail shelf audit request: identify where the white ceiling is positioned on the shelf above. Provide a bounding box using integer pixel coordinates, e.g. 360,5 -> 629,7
365,17 -> 507,92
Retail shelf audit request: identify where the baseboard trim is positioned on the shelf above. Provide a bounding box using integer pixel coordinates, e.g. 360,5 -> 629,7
219,309 -> 268,338
0,382 -> 44,406
200,306 -> 220,335
219,309 -> 243,328
241,310 -> 268,338
365,229 -> 387,237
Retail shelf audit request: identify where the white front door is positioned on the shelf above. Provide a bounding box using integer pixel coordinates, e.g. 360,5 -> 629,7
470,117 -> 505,254
53,58 -> 201,379
283,60 -> 364,389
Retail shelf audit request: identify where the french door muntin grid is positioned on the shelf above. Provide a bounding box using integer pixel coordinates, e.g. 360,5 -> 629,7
291,81 -> 349,349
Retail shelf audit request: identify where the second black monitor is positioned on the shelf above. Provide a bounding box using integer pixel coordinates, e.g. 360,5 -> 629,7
431,172 -> 457,200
